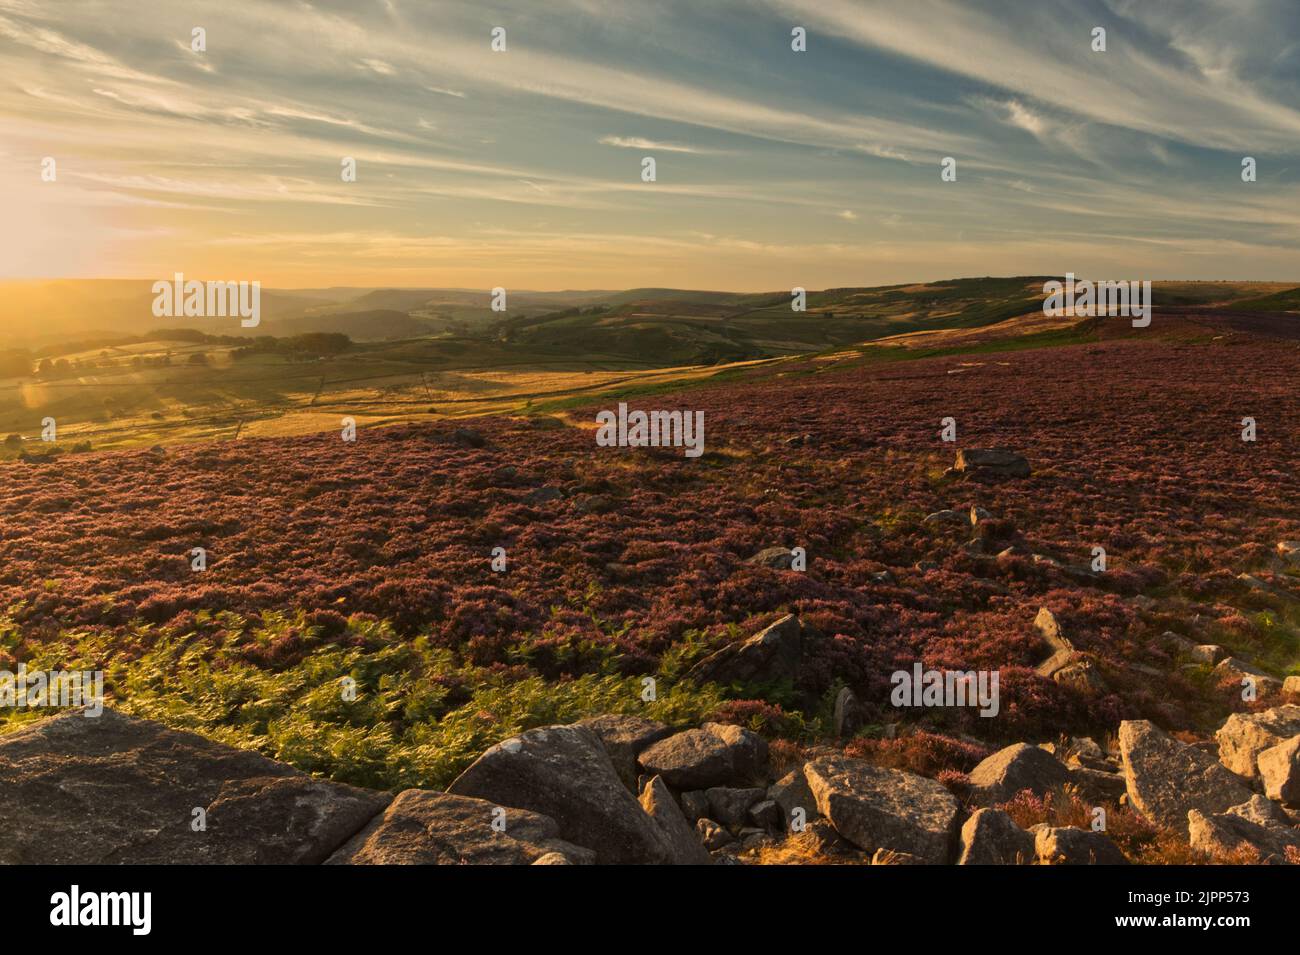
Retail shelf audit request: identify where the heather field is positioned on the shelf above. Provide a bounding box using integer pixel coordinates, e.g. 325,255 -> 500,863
3,311 -> 1299,803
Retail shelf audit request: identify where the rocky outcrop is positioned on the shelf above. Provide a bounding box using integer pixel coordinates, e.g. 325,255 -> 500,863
448,723 -> 676,864
637,722 -> 769,789
0,708 -> 388,865
685,615 -> 807,687
968,743 -> 1071,805
325,790 -> 594,865
1119,720 -> 1253,835
803,756 -> 959,864
1216,706 -> 1300,781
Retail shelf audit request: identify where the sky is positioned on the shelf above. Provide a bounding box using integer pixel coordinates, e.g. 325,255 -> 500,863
1,0 -> 1299,290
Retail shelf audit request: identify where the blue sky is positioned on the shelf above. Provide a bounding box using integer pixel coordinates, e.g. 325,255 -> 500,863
2,0 -> 1298,288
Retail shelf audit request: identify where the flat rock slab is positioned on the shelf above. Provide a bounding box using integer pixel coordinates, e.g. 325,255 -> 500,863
1119,720 -> 1252,836
448,723 -> 674,864
0,708 -> 389,864
326,790 -> 595,865
804,756 -> 959,864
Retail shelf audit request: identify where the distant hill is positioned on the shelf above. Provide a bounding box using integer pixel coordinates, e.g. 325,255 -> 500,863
4,276 -> 1297,361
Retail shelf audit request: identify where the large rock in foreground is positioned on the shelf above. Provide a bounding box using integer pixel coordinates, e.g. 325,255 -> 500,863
326,790 -> 594,865
803,756 -> 959,864
0,708 -> 388,864
1119,720 -> 1252,835
637,722 -> 769,790
448,724 -> 674,864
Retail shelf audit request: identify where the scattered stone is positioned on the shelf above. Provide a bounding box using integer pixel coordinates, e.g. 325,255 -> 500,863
1036,648 -> 1075,678
1228,794 -> 1292,828
577,714 -> 672,793
1257,736 -> 1300,805
957,808 -> 1035,865
923,509 -> 967,525
1118,720 -> 1253,835
685,615 -> 806,687
1188,807 -> 1300,864
748,799 -> 782,830
1285,676 -> 1300,696
804,756 -> 960,864
954,448 -> 1031,481
1034,827 -> 1129,865
450,427 -> 485,448
638,722 -> 769,790
747,546 -> 798,570
639,775 -> 713,865
1278,541 -> 1300,566
871,848 -> 923,865
1063,736 -> 1110,770
969,506 -> 991,525
1216,706 -> 1300,781
0,708 -> 389,865
1190,644 -> 1226,664
706,786 -> 766,829
832,686 -> 864,738
1034,608 -> 1073,652
968,743 -> 1071,805
325,790 -> 593,865
768,767 -> 818,828
525,486 -> 565,504
1053,659 -> 1107,693
680,790 -> 710,822
1214,657 -> 1281,694
1069,766 -> 1127,803
531,852 -> 572,865
575,494 -> 614,515
696,818 -> 734,851
448,724 -> 675,864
